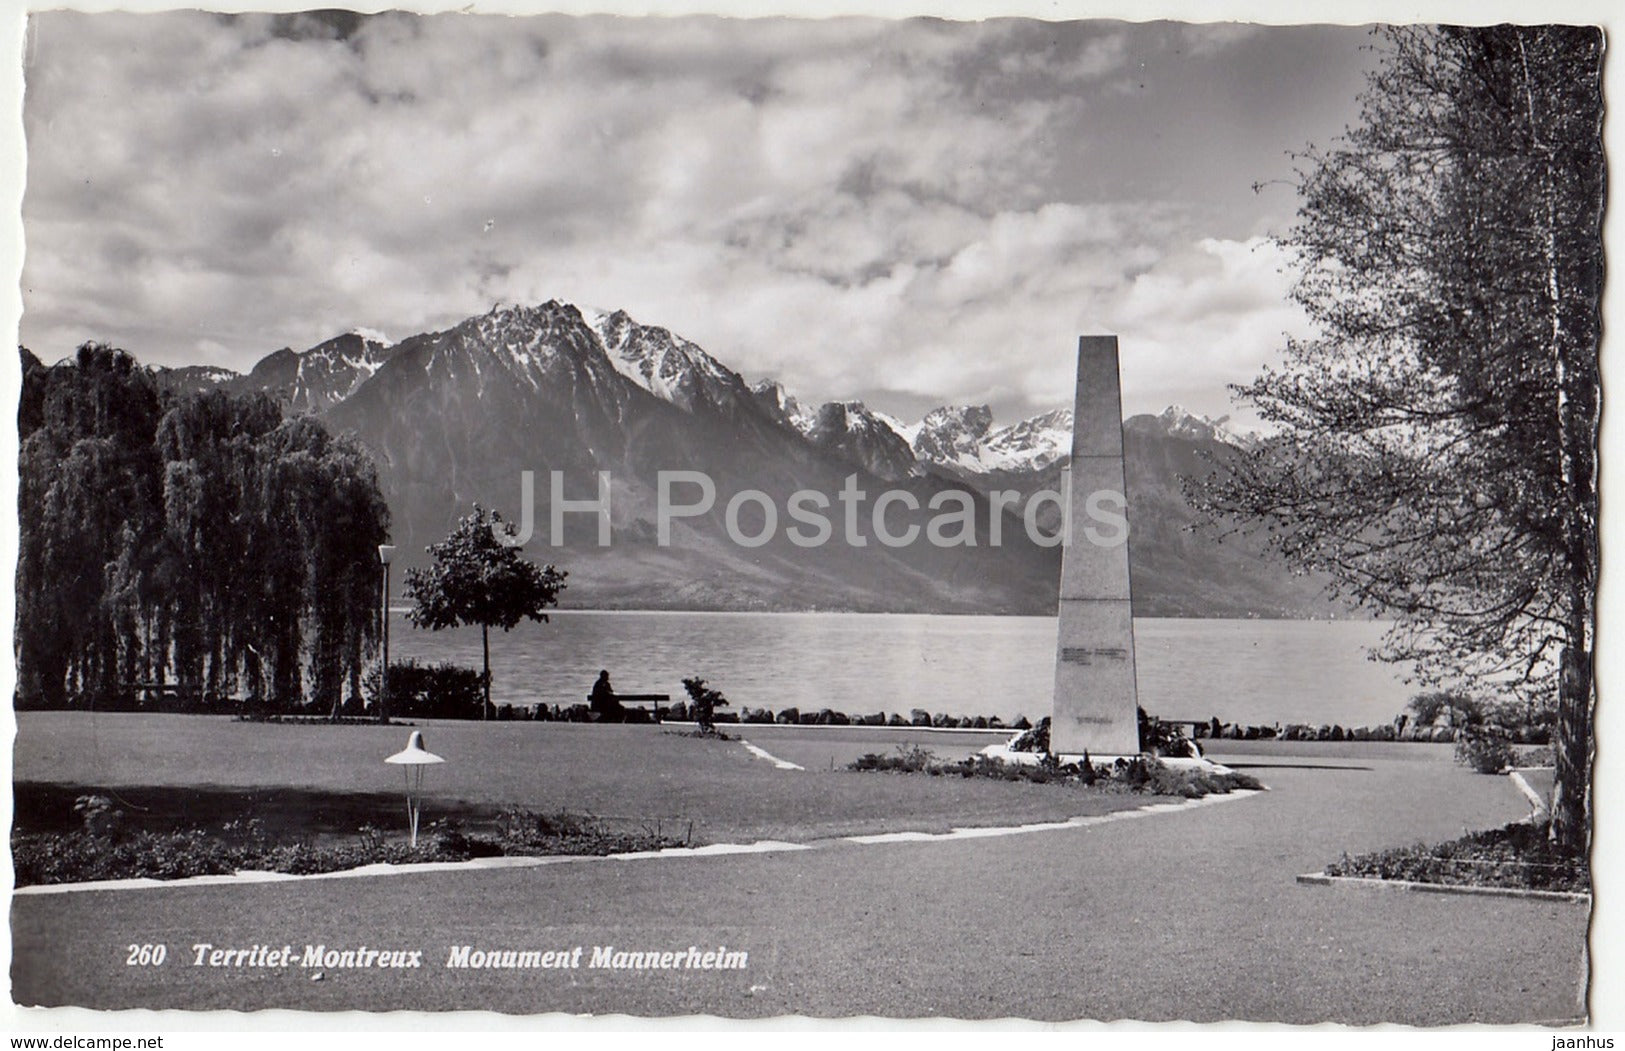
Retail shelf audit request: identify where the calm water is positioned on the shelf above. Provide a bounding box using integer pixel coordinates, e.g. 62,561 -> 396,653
388,611 -> 1413,728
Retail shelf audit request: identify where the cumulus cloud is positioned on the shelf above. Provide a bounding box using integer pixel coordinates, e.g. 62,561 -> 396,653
20,12 -> 1354,426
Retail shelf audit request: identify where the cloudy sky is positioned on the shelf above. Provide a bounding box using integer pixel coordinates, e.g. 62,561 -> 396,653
20,12 -> 1376,426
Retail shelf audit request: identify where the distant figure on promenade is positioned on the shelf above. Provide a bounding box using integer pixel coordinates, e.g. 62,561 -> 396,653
590,669 -> 624,722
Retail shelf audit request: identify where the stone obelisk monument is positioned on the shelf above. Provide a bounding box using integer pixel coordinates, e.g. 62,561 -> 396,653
1051,335 -> 1141,757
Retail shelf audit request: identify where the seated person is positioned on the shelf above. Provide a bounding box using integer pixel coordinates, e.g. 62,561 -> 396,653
589,669 -> 624,722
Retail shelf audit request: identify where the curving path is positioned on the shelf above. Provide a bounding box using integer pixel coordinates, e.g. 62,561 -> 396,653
10,745 -> 1587,1023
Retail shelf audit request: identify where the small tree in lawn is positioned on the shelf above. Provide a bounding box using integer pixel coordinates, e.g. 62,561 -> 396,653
682,677 -> 729,735
404,505 -> 566,719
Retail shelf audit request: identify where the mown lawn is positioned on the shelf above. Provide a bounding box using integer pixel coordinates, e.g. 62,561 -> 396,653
14,712 -> 1155,846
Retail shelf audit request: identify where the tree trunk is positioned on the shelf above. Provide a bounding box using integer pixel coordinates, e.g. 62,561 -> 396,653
1519,29 -> 1595,857
482,623 -> 491,721
331,643 -> 343,723
1551,590 -> 1592,852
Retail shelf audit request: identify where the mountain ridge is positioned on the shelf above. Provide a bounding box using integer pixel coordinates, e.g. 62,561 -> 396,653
145,298 -> 1335,617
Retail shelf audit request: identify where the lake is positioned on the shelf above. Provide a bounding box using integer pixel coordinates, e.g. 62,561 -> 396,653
388,611 -> 1414,728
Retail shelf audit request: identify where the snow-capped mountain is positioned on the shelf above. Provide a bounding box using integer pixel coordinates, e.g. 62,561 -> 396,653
749,379 -> 813,432
799,400 -> 920,482
902,405 -> 1254,480
980,408 -> 1074,473
904,403 -> 1075,478
582,307 -> 756,415
142,297 -> 1328,615
408,301 -> 610,394
307,300 -> 1060,613
1142,405 -> 1260,450
148,363 -> 240,395
229,330 -> 398,414
910,405 -> 995,473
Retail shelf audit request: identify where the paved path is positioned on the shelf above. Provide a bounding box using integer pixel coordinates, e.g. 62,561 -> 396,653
10,748 -> 1587,1023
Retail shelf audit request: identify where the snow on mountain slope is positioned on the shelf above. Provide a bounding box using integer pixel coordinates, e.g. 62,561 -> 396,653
229,331 -> 398,414
149,364 -> 240,395
801,400 -> 920,481
978,408 -> 1074,473
584,307 -> 751,413
227,302 -> 1258,480
159,297 -> 1322,617
901,405 -> 1253,478
750,379 -> 816,433
911,405 -> 995,472
1147,404 -> 1260,449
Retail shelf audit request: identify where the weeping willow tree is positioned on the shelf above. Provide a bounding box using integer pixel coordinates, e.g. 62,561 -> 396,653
18,344 -> 162,707
1194,26 -> 1601,850
17,343 -> 391,714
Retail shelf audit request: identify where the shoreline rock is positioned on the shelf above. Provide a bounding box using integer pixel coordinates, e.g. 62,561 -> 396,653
336,700 -> 1513,743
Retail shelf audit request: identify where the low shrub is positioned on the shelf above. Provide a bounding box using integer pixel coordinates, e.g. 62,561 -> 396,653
1008,717 -> 1050,753
1514,745 -> 1556,768
1325,820 -> 1588,893
1143,761 -> 1264,798
851,744 -> 935,773
364,660 -> 487,720
1407,689 -> 1482,727
847,748 -> 1262,797
1455,731 -> 1517,774
494,807 -> 687,855
73,794 -> 123,838
12,804 -> 687,888
665,727 -> 735,741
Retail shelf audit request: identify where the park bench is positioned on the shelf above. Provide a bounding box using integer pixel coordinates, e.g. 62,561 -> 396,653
1158,718 -> 1211,736
127,682 -> 195,706
123,682 -> 235,712
586,693 -> 672,723
1146,717 -> 1210,758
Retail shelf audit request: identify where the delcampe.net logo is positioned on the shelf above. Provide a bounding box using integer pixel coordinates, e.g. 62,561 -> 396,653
498,470 -> 1128,550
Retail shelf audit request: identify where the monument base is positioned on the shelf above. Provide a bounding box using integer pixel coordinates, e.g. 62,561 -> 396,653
977,737 -> 1236,776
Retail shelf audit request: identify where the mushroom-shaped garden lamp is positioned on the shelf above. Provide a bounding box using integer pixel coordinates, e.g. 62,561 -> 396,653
384,730 -> 444,848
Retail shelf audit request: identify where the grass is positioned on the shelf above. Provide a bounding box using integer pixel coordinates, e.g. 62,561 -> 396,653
1324,820 -> 1589,894
14,712 -> 1155,849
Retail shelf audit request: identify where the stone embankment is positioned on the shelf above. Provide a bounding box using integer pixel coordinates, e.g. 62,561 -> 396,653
508,703 -> 1544,745
520,702 -> 1034,729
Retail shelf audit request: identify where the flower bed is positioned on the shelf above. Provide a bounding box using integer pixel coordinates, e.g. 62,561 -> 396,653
1324,820 -> 1588,894
12,805 -> 686,888
849,746 -> 1263,798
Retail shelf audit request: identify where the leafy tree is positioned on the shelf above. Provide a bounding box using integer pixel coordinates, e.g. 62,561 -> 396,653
155,389 -> 283,702
17,345 -> 389,715
1194,27 -> 1600,849
17,344 -> 162,707
1406,689 -> 1480,728
256,416 -> 391,716
404,505 -> 566,718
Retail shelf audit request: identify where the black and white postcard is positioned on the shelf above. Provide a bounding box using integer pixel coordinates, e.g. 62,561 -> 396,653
4,0 -> 1615,1036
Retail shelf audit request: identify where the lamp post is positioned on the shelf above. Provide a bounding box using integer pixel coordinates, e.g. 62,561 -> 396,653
384,730 -> 444,848
378,544 -> 396,724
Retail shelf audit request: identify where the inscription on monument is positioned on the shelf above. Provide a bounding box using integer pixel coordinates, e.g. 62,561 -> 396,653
1050,335 -> 1141,756
1060,646 -> 1129,664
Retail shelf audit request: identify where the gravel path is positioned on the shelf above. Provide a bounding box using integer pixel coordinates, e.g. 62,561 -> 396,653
10,743 -> 1586,1023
